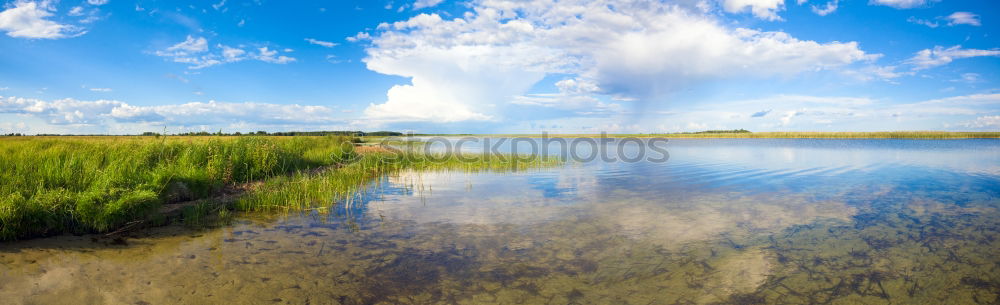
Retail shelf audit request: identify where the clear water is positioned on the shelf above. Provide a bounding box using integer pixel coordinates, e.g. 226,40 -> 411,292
2,139 -> 999,304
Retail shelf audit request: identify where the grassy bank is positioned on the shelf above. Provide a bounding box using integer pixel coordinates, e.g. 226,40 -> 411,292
0,136 -> 559,240
406,131 -> 1000,139
0,136 -> 354,240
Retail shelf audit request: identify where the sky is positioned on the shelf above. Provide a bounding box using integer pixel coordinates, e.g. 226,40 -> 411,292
0,0 -> 998,134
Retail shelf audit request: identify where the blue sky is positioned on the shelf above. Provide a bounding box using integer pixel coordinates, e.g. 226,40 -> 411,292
0,0 -> 998,134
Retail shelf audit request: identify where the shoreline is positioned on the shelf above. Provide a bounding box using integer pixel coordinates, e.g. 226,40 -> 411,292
399,131 -> 1000,139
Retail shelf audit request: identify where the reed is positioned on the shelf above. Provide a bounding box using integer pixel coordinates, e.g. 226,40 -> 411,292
0,135 -> 354,240
0,136 -> 559,240
233,152 -> 562,212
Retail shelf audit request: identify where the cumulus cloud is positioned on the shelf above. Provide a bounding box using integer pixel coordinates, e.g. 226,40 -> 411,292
722,0 -> 786,20
255,47 -> 296,64
810,0 -> 838,16
155,36 -> 296,69
906,46 -> 1000,70
0,1 -> 86,39
869,0 -> 928,9
305,38 -> 337,47
0,96 -> 339,127
86,0 -> 109,6
360,0 -> 875,123
946,12 -> 980,26
346,31 -> 371,42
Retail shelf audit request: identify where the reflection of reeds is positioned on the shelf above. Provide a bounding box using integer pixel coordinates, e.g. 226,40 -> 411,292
233,152 -> 562,213
0,136 -> 355,240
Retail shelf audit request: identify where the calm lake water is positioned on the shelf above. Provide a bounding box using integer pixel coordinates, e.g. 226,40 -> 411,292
2,139 -> 999,304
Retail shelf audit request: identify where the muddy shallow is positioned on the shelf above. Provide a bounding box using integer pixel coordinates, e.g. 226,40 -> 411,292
2,139 -> 999,304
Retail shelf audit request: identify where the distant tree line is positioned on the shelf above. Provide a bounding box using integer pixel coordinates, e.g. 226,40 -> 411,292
154,131 -> 405,137
676,129 -> 751,134
21,131 -> 404,137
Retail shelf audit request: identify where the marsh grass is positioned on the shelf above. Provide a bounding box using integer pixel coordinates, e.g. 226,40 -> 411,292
234,152 -> 562,213
0,136 -> 354,240
0,136 -> 559,239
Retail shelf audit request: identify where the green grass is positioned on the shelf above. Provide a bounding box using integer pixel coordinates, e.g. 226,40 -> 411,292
0,135 -> 354,240
234,152 -> 562,212
0,136 -> 560,240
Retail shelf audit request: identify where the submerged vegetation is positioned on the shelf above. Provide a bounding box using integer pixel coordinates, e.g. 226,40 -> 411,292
0,136 -> 558,240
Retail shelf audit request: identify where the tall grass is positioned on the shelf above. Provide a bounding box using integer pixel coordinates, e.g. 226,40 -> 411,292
0,136 -> 354,240
234,152 -> 562,212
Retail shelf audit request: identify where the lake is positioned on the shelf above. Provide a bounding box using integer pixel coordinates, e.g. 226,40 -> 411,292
2,138 -> 999,304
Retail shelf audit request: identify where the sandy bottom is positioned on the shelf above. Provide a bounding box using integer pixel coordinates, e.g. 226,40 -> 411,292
1,187 -> 998,305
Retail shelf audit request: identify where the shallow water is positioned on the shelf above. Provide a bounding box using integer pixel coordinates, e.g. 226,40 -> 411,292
2,139 -> 999,304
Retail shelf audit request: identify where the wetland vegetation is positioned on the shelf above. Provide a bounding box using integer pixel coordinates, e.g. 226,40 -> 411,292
0,136 -> 557,240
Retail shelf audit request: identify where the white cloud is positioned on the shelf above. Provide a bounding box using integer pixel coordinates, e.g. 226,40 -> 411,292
346,31 -> 371,42
87,0 -> 109,6
220,45 -> 246,62
907,16 -> 938,28
843,65 -> 912,82
255,47 -> 296,64
212,0 -> 226,11
869,0 -> 928,9
951,73 -> 980,83
412,0 -> 444,10
0,1 -> 85,39
158,35 -> 209,56
654,93 -> 1000,131
360,0 -> 874,123
722,0 -> 785,20
906,45 -> 1000,70
155,36 -> 296,68
512,78 -> 624,116
89,87 -> 112,92
68,6 -> 84,16
305,38 -> 337,47
811,0 -> 838,16
946,12 -> 981,26
0,96 -> 340,127
963,115 -> 1000,129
